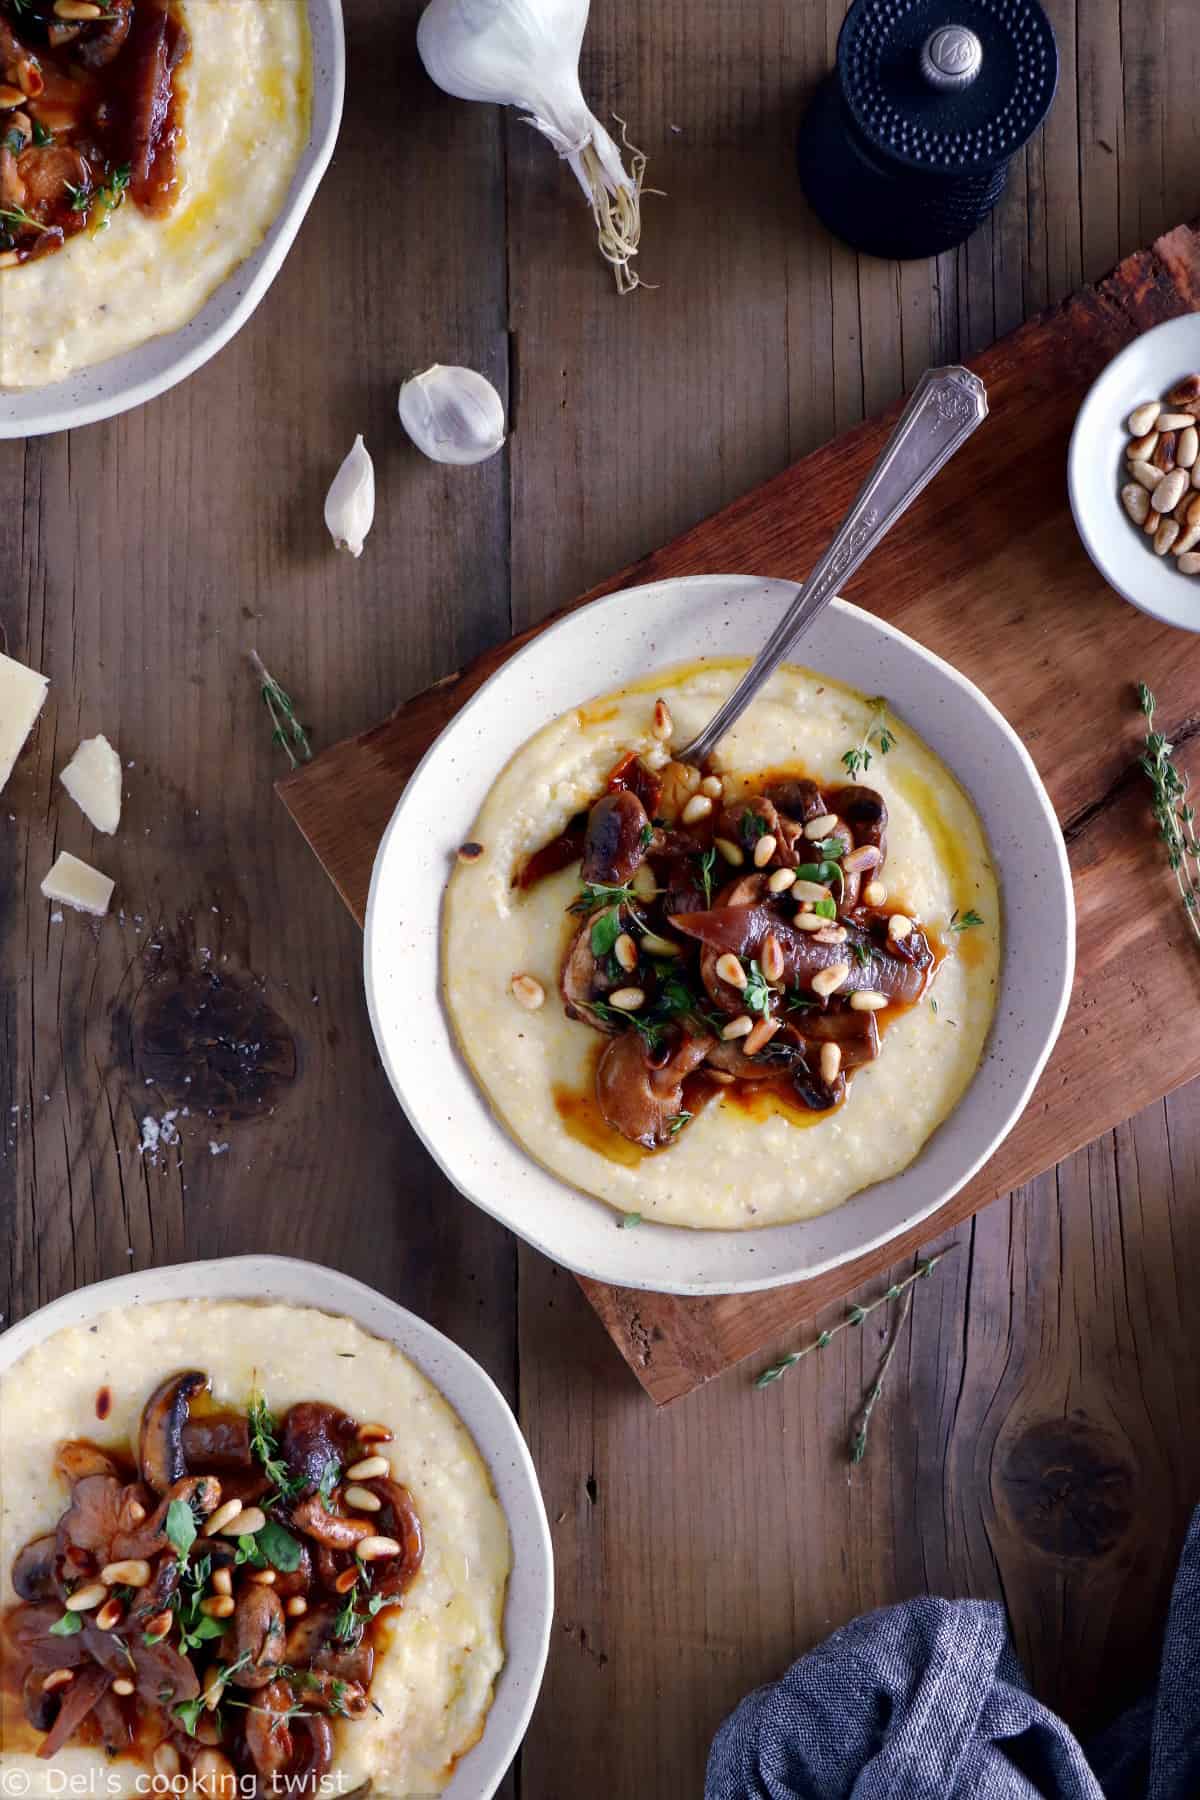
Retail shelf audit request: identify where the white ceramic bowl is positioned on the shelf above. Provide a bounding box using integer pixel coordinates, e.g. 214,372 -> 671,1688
1068,312 -> 1200,632
365,576 -> 1075,1296
0,0 -> 344,439
0,1255 -> 552,1800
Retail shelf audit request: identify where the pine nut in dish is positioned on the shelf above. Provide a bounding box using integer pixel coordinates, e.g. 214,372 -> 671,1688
101,1558 -> 151,1587
639,931 -> 681,957
714,836 -> 744,866
343,1484 -> 383,1512
681,794 -> 713,826
1129,459 -> 1164,492
842,844 -> 881,874
1128,431 -> 1159,463
200,1595 -> 236,1619
789,878 -> 829,901
715,953 -> 748,990
804,813 -> 840,840
42,1669 -> 74,1693
345,1454 -> 391,1481
887,913 -> 913,943
111,1677 -> 135,1698
721,1014 -> 754,1040
356,1536 -> 402,1562
203,1497 -> 243,1537
760,933 -> 785,984
356,1423 -> 394,1444
810,962 -> 850,998
813,925 -> 847,945
229,1506 -> 266,1536
1128,402 -> 1160,436
608,987 -> 645,1011
752,832 -> 777,868
53,0 -> 103,16
849,990 -> 889,1012
862,880 -> 887,907
286,1596 -> 308,1618
744,1016 -> 781,1056
211,1567 -> 233,1596
511,973 -> 545,1011
613,932 -> 638,972
334,1566 -> 360,1595
64,1582 -> 106,1612
794,911 -> 826,931
652,698 -> 673,740
247,1567 -> 278,1585
819,1042 -> 842,1084
700,775 -> 723,798
768,867 -> 797,894
95,1597 -> 124,1630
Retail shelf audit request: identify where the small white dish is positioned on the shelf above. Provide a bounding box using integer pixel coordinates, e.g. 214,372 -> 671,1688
1068,312 -> 1200,632
364,575 -> 1076,1297
0,0 -> 344,440
0,1255 -> 552,1800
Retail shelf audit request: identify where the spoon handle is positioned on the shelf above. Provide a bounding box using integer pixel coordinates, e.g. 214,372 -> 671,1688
676,365 -> 988,766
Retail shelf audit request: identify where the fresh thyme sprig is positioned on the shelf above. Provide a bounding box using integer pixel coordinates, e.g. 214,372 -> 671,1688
0,202 -> 44,235
948,909 -> 983,934
1138,682 -> 1200,947
249,650 -> 313,769
754,1252 -> 952,1462
570,880 -> 638,916
247,1389 -> 305,1502
841,697 -> 897,779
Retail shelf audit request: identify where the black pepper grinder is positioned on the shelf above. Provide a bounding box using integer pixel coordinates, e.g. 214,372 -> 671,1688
797,0 -> 1059,261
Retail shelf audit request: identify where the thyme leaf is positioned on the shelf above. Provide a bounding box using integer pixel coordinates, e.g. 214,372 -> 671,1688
841,697 -> 898,779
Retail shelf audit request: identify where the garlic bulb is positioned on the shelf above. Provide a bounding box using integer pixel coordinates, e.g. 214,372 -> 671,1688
417,0 -> 648,294
398,365 -> 506,466
324,434 -> 375,557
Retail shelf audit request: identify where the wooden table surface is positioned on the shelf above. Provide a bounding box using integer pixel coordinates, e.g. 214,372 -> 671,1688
4,1 -> 1200,1792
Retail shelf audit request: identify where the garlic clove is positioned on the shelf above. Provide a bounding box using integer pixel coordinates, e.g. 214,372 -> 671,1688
398,364 -> 506,466
324,434 -> 375,557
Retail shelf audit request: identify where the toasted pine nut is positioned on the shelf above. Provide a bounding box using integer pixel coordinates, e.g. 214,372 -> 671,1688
203,1498 -> 243,1537
721,1014 -> 754,1040
143,1610 -> 173,1642
65,1582 -> 107,1613
814,925 -> 847,945
154,1745 -> 182,1781
232,1505 -> 267,1536
346,1454 -> 390,1482
849,990 -> 888,1012
631,864 -> 658,900
511,973 -> 545,1011
753,832 -> 777,869
767,867 -> 796,895
125,1500 -> 147,1526
95,1597 -> 124,1631
608,986 -> 645,1011
200,1595 -> 236,1620
651,698 -> 673,740
356,1535 -> 401,1561
715,953 -> 747,990
53,0 -> 103,15
811,962 -> 850,998
101,1558 -> 151,1588
699,775 -> 723,798
790,879 -> 830,902
286,1595 -> 309,1617
333,1566 -> 360,1595
793,911 -> 827,931
862,880 -> 887,908
203,1666 -> 227,1711
804,814 -> 839,840
0,85 -> 26,107
211,1568 -> 233,1597
887,913 -> 913,943
357,1423 -> 394,1444
191,1749 -> 238,1798
819,1042 -> 842,1084
760,934 -> 785,984
714,836 -> 744,866
744,1016 -> 781,1055
343,1484 -> 382,1512
639,931 -> 680,957
42,1669 -> 74,1693
111,1677 -> 135,1697
681,794 -> 713,826
842,844 -> 882,873
247,1568 -> 277,1586
613,932 -> 638,972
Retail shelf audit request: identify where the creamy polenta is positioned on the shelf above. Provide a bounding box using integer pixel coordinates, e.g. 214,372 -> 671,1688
0,1300 -> 510,1796
443,660 -> 1001,1231
1,1 -> 311,389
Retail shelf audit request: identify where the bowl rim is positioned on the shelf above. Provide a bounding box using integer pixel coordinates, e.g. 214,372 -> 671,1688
0,1253 -> 553,1800
0,0 -> 346,439
363,574 -> 1076,1296
1067,312 -> 1200,632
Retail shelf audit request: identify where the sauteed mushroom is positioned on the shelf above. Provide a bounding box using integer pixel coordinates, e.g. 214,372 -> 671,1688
139,1370 -> 207,1493
581,789 -> 650,887
596,1029 -> 715,1149
230,1583 -> 286,1689
12,1534 -> 57,1601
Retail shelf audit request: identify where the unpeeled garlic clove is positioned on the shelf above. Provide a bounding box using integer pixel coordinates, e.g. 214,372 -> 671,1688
398,364 -> 505,466
324,434 -> 375,557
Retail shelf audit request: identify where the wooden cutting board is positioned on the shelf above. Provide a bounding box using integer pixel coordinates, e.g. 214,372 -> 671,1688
280,220 -> 1200,1405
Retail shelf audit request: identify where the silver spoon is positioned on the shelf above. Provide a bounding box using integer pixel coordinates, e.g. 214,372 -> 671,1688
675,365 -> 988,767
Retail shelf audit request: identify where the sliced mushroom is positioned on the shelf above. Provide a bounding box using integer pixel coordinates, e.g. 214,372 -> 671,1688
243,1678 -> 295,1785
795,1007 -> 880,1069
138,1371 -> 207,1494
74,0 -> 132,68
229,1583 -> 286,1690
365,1478 -> 425,1599
93,1687 -> 133,1755
110,1474 -> 220,1562
293,1714 -> 335,1798
181,1414 -> 253,1472
54,1442 -> 119,1486
56,1473 -> 126,1556
837,785 -> 888,859
560,907 -> 625,1033
36,1664 -> 112,1759
22,1666 -> 59,1734
126,1551 -> 181,1625
290,1494 -> 373,1550
12,1534 -> 58,1601
5,1603 -> 92,1671
581,789 -> 650,887
761,777 -> 827,824
714,796 -> 795,866
595,1029 -> 715,1148
278,1402 -> 357,1496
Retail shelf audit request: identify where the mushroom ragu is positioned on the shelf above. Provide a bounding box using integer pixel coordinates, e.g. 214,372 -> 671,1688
517,709 -> 940,1153
1,1371 -> 423,1794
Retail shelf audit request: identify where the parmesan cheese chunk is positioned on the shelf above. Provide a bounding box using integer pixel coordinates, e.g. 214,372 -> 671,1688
60,733 -> 122,834
0,649 -> 49,796
41,852 -> 115,917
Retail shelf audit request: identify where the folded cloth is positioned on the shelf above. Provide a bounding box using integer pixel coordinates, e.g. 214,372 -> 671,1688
706,1508 -> 1200,1800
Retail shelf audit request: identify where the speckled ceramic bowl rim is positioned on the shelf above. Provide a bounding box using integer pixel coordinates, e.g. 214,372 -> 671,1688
0,0 -> 345,439
364,576 -> 1076,1296
1068,313 -> 1200,632
0,1255 -> 552,1800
